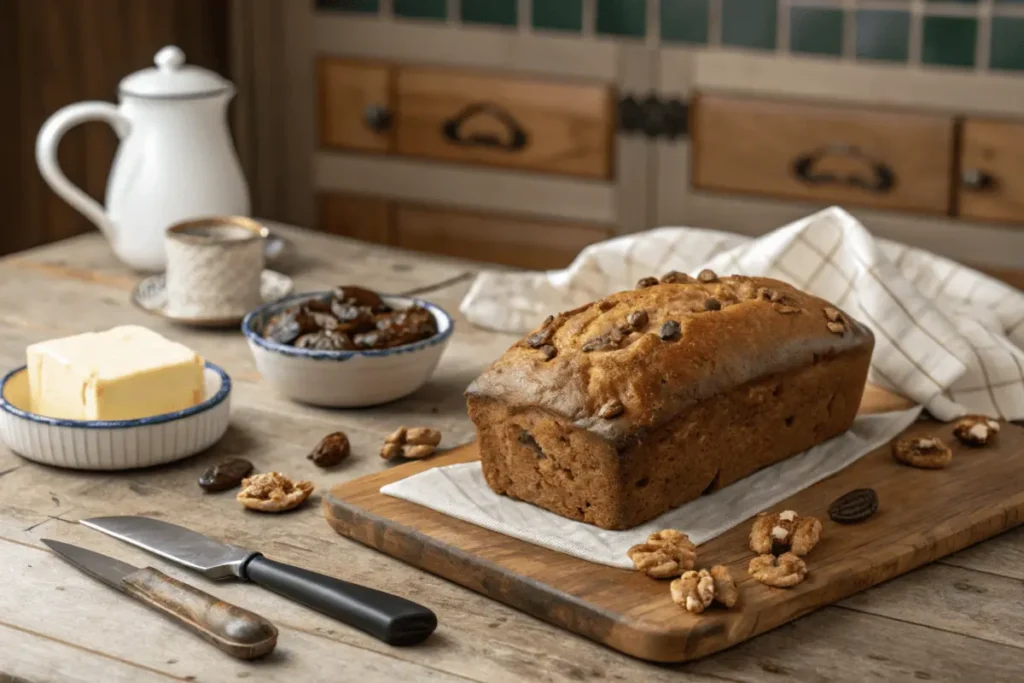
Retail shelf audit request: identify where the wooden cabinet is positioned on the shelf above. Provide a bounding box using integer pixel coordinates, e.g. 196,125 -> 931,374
957,119 -> 1024,225
316,58 -> 614,179
318,59 -> 394,152
319,193 -> 392,244
318,193 -> 612,269
393,205 -> 613,269
692,94 -> 956,215
394,66 -> 614,179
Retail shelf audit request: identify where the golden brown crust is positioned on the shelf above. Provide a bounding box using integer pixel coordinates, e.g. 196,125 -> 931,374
465,275 -> 874,447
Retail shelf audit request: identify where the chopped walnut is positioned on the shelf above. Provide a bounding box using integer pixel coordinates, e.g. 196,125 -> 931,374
670,570 -> 715,614
582,334 -> 619,352
773,304 -> 802,315
539,344 -> 558,361
661,271 -> 693,284
892,436 -> 952,469
750,510 -> 822,557
748,553 -> 807,588
598,398 -> 625,419
704,297 -> 722,311
626,310 -> 649,331
380,426 -> 442,461
710,565 -> 739,607
237,472 -> 314,513
636,277 -> 659,289
598,300 -> 616,312
626,529 -> 696,579
659,320 -> 681,341
697,269 -> 718,283
953,415 -> 1001,447
823,306 -> 843,322
826,321 -> 846,335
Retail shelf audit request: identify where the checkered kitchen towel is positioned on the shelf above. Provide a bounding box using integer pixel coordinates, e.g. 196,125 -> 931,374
460,206 -> 1024,422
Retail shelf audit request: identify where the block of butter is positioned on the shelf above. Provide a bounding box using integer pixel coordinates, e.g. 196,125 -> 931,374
26,325 -> 205,421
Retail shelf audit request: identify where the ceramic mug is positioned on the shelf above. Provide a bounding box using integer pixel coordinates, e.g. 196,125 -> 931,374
165,216 -> 267,321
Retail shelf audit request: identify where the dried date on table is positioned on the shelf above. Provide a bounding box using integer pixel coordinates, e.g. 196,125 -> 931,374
198,458 -> 254,492
308,431 -> 351,467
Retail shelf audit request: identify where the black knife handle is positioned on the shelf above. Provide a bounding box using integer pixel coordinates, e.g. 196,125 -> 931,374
242,555 -> 437,646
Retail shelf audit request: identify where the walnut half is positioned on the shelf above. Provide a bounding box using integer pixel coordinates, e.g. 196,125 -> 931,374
626,529 -> 696,579
237,472 -> 315,513
748,552 -> 807,588
749,510 -> 822,557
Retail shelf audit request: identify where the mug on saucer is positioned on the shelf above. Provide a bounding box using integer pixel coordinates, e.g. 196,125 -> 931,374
164,216 -> 268,320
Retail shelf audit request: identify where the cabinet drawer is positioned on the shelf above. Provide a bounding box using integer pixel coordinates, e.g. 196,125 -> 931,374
394,67 -> 614,179
693,94 -> 955,215
958,119 -> 1024,225
318,59 -> 393,152
394,205 -> 613,269
319,193 -> 393,245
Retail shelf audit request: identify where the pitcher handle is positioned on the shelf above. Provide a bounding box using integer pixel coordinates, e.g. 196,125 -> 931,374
35,102 -> 130,241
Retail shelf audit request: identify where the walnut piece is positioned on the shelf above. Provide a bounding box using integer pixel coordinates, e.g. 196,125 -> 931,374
598,398 -> 625,419
710,565 -> 739,608
749,510 -> 822,557
636,276 -> 659,289
670,569 -> 715,614
697,269 -> 718,283
749,553 -> 807,588
773,304 -> 802,315
953,415 -> 1001,447
892,436 -> 952,469
626,529 -> 696,579
670,565 -> 740,613
539,344 -> 557,361
660,271 -> 693,284
380,426 -> 442,460
237,472 -> 314,513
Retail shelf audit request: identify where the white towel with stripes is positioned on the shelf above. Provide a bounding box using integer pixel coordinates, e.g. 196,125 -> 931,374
459,205 -> 1024,422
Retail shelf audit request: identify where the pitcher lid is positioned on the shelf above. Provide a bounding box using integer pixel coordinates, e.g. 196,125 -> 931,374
119,46 -> 232,99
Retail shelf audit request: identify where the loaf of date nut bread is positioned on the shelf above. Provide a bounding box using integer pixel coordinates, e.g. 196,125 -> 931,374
465,271 -> 875,530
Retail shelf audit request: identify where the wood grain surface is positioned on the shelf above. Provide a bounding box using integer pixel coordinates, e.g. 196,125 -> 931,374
692,93 -> 956,215
3,227 -> 1024,681
958,118 -> 1024,225
318,58 -> 394,153
394,66 -> 614,179
326,417 -> 1024,663
319,192 -> 394,245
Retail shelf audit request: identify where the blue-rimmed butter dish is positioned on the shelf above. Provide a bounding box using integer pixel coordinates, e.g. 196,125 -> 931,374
0,362 -> 231,470
242,291 -> 453,407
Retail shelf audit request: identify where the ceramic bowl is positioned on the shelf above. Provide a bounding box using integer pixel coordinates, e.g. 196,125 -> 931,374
0,362 -> 231,470
241,292 -> 454,407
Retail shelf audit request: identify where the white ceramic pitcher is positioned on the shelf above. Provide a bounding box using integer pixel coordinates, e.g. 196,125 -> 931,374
36,46 -> 250,272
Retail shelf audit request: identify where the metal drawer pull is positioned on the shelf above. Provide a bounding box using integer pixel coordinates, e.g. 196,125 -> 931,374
792,143 -> 895,193
364,104 -> 393,132
961,168 -> 995,191
442,103 -> 528,152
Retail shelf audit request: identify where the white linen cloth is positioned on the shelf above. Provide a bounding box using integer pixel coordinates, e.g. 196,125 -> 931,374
382,407 -> 920,568
381,206 -> 1024,566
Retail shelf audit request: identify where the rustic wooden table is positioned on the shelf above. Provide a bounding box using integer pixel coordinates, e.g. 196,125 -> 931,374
2,225 -> 1023,683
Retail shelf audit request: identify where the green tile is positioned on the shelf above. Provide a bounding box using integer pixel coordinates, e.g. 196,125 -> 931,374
532,0 -> 583,32
721,0 -> 777,51
856,10 -> 910,62
790,7 -> 842,56
597,0 -> 646,38
316,0 -> 379,12
394,0 -> 446,21
462,0 -> 517,26
661,0 -> 709,45
991,17 -> 1024,71
922,16 -> 977,68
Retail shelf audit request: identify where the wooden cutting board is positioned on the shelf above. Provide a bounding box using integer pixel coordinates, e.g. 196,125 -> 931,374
323,391 -> 1024,663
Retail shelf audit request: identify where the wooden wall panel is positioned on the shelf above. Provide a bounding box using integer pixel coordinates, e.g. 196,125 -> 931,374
0,0 -> 230,257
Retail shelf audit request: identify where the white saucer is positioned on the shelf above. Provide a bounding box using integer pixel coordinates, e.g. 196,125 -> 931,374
132,270 -> 294,328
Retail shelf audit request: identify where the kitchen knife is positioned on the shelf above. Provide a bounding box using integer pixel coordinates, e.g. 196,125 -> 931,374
80,515 -> 438,646
41,539 -> 278,660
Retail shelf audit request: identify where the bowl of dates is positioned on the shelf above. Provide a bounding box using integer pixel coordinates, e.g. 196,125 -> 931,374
241,286 -> 453,406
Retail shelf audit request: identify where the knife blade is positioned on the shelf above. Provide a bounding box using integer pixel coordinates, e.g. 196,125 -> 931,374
81,515 -> 438,646
42,539 -> 278,660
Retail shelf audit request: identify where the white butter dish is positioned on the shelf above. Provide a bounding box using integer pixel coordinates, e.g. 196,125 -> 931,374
0,362 -> 231,470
